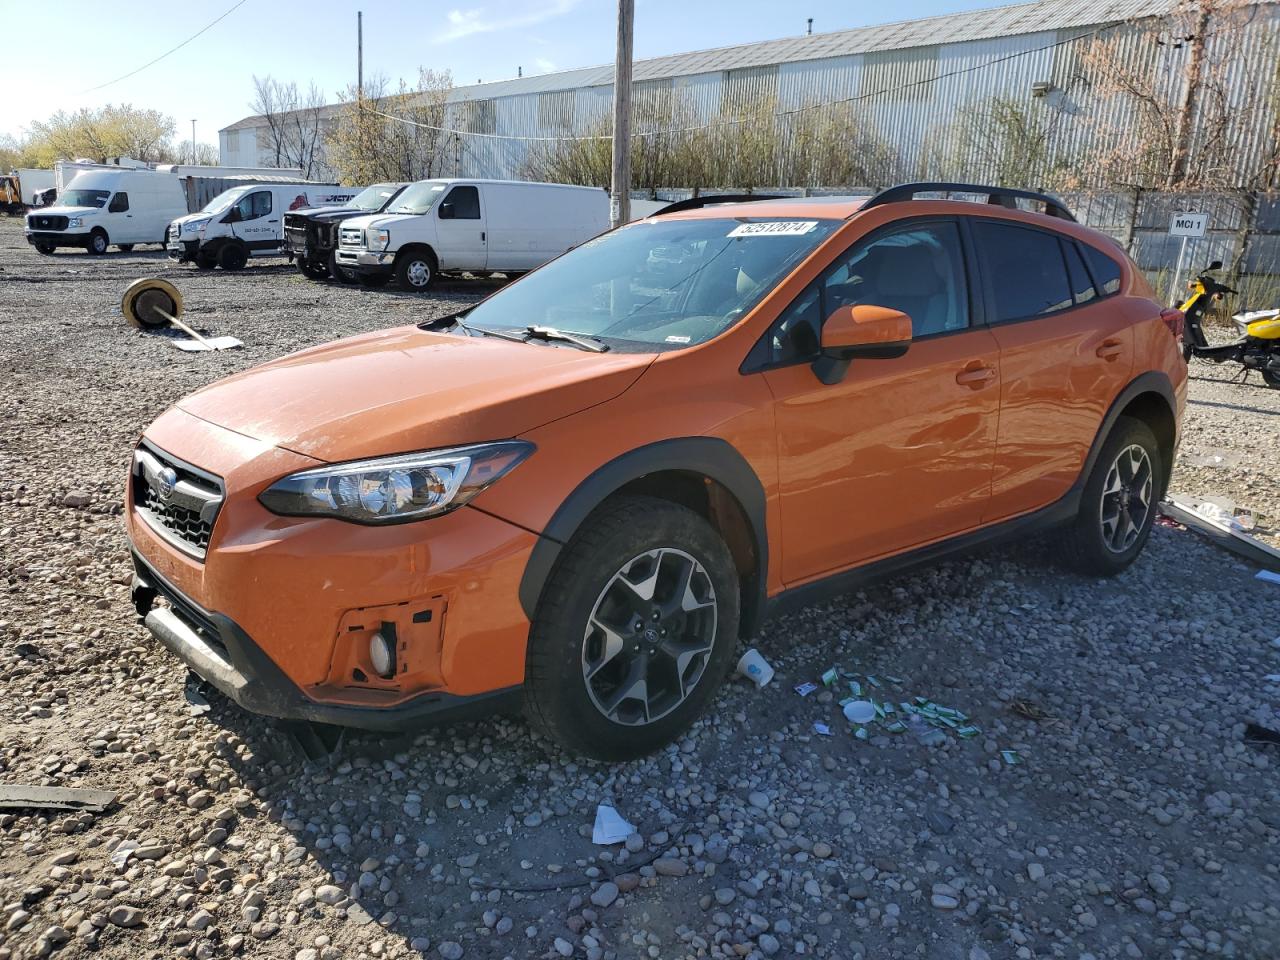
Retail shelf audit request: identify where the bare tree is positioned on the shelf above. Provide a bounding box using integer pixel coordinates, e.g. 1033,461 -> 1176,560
326,69 -> 454,184
250,76 -> 329,177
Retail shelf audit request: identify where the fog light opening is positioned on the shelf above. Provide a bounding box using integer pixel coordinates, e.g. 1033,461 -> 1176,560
369,629 -> 397,679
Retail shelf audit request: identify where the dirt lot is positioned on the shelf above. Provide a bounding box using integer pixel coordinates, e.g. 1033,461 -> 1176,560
2,216 -> 1279,960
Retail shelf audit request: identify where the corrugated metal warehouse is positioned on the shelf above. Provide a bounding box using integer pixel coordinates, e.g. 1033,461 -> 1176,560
220,0 -> 1280,189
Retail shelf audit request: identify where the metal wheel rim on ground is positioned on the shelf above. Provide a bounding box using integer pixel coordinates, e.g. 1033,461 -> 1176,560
1099,443 -> 1153,553
581,547 -> 717,726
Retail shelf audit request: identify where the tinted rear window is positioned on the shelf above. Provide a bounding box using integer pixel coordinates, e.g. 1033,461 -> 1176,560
1082,243 -> 1123,295
972,220 -> 1073,322
1063,240 -> 1096,304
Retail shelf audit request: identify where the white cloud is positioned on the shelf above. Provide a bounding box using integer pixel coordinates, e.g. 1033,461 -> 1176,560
434,0 -> 580,43
533,57 -> 557,73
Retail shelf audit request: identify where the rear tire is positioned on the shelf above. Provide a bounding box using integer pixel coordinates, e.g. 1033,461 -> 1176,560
394,249 -> 437,292
218,243 -> 248,271
523,495 -> 740,761
87,229 -> 108,255
1058,416 -> 1161,577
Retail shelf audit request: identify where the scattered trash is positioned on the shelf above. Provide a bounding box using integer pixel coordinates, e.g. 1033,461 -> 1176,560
1258,570 -> 1280,585
184,678 -> 211,716
0,784 -> 117,813
842,700 -> 877,724
1243,723 -> 1280,746
592,804 -> 635,845
813,722 -> 832,736
1161,493 -> 1280,571
820,667 -> 839,687
1001,750 -> 1022,765
109,840 -> 140,868
794,682 -> 818,697
1264,674 -> 1280,683
1010,698 -> 1057,723
735,648 -> 774,688
1179,450 -> 1242,469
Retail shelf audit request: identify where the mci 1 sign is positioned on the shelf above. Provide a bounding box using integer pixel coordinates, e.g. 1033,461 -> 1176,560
1170,212 -> 1208,238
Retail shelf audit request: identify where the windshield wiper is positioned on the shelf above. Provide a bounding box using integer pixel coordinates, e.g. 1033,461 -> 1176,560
524,325 -> 610,352
419,314 -> 524,343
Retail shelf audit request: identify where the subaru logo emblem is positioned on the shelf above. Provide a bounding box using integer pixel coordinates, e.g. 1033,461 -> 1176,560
156,467 -> 178,502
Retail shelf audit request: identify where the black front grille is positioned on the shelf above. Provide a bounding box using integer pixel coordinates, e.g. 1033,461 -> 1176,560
29,214 -> 68,230
132,444 -> 224,560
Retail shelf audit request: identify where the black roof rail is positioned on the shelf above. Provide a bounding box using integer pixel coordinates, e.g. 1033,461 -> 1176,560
860,182 -> 1076,222
651,193 -> 790,216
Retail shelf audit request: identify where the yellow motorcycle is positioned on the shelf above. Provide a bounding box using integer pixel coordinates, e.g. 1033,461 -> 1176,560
1180,260 -> 1280,388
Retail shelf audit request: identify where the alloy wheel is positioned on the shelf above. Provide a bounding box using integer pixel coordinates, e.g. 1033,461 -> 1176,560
581,548 -> 717,726
1099,443 -> 1153,553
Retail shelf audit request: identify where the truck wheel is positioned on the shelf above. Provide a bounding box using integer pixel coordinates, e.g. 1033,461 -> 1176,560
195,250 -> 217,270
330,251 -> 355,284
218,243 -> 248,271
118,244 -> 135,252
88,229 -> 109,255
298,259 -> 329,280
523,495 -> 740,761
34,242 -> 55,255
394,249 -> 437,292
1057,416 -> 1161,577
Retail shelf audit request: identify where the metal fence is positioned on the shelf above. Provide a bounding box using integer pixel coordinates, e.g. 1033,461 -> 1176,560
633,185 -> 1280,309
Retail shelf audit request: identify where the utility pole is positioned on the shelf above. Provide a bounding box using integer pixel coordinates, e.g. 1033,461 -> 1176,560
1167,1 -> 1212,188
609,0 -> 634,228
357,11 -> 364,98
190,120 -> 197,164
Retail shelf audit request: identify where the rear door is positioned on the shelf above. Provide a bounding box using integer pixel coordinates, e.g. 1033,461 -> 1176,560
756,217 -> 1002,584
972,219 -> 1134,521
434,184 -> 487,270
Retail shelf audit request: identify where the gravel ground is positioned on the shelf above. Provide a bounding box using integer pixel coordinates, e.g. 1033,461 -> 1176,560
2,215 -> 1280,960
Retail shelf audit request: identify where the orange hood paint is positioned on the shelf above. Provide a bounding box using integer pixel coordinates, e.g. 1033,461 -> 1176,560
177,325 -> 656,461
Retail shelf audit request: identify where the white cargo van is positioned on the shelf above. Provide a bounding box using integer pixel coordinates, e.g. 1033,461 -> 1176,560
24,169 -> 187,255
335,179 -> 609,290
167,182 -> 357,270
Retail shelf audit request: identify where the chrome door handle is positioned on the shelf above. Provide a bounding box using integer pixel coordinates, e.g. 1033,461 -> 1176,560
1096,339 -> 1123,361
955,365 -> 996,388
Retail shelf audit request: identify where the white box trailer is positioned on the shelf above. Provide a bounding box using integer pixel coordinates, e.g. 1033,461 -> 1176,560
16,168 -> 55,205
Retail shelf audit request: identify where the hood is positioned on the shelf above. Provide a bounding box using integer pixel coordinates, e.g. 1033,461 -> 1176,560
288,206 -> 363,223
357,212 -> 421,231
176,325 -> 655,462
34,205 -> 98,218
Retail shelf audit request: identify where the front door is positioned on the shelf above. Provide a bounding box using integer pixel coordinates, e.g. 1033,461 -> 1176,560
107,191 -> 142,243
757,218 -> 1001,585
230,190 -> 280,252
434,185 -> 487,271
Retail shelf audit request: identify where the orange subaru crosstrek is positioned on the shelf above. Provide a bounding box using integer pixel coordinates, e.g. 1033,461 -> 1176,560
126,183 -> 1186,759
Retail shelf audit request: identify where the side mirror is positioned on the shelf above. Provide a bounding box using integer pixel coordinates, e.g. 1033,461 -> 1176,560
1208,260 -> 1223,271
223,208 -> 239,223
439,202 -> 455,219
812,305 -> 912,385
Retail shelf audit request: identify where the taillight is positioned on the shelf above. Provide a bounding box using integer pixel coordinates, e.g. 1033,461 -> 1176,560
1160,307 -> 1185,342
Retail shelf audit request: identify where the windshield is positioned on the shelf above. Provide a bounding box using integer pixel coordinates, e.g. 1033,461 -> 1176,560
461,217 -> 841,350
60,189 -> 110,208
200,187 -> 250,215
385,181 -> 447,215
352,183 -> 403,211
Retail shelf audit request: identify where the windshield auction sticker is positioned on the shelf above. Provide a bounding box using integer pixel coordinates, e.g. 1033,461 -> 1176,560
728,221 -> 819,237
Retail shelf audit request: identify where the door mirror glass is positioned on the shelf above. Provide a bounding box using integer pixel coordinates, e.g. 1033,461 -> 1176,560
813,305 -> 912,384
1208,259 -> 1223,270
438,202 -> 455,220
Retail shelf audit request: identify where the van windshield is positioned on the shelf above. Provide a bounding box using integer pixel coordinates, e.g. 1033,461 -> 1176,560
384,181 -> 447,215
60,189 -> 110,208
460,216 -> 841,351
201,187 -> 250,215
351,183 -> 404,211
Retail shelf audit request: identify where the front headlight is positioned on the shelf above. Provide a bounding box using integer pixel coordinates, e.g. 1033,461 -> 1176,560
368,227 -> 390,250
67,218 -> 82,228
258,441 -> 533,524
185,217 -> 210,235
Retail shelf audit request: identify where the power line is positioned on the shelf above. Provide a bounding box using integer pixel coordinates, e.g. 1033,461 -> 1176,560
84,0 -> 250,93
363,20 -> 1123,145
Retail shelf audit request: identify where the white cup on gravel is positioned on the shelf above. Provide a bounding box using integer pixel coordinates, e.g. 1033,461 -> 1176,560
736,648 -> 774,688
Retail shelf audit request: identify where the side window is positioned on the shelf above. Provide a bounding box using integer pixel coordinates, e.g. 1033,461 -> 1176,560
824,221 -> 969,338
1062,240 -> 1096,304
442,185 -> 480,219
108,192 -> 129,213
972,221 -> 1073,321
251,191 -> 272,218
233,193 -> 255,221
1082,243 -> 1123,296
765,283 -> 822,366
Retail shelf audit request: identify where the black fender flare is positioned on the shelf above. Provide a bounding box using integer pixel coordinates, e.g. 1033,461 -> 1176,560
1082,370 -> 1177,492
516,437 -> 769,636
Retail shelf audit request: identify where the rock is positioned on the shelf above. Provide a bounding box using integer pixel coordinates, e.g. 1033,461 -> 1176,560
653,858 -> 688,877
296,951 -> 320,960
187,910 -> 214,930
615,873 -> 640,893
931,893 -> 960,909
714,887 -> 736,906
812,841 -> 833,858
315,885 -> 344,905
553,938 -> 574,957
62,492 -> 92,508
134,843 -> 169,860
748,792 -> 770,811
108,906 -> 143,928
186,790 -> 214,810
759,933 -> 781,956
251,921 -> 280,939
359,857 -> 381,872
590,882 -> 619,909
1027,863 -> 1046,882
438,942 -> 464,960
1147,872 -> 1171,896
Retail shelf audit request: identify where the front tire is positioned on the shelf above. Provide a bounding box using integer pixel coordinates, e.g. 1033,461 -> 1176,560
298,258 -> 329,280
330,251 -> 355,284
218,242 -> 248,271
87,229 -> 109,255
1058,416 -> 1161,576
394,249 -> 437,292
34,241 -> 55,255
1261,367 -> 1280,389
524,496 -> 740,761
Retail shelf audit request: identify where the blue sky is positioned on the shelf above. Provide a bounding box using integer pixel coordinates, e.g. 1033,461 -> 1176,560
2,0 -> 1013,145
